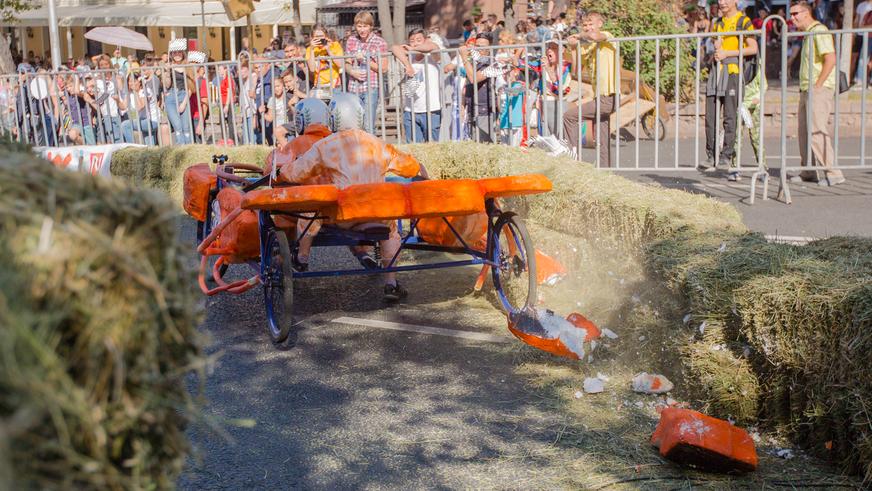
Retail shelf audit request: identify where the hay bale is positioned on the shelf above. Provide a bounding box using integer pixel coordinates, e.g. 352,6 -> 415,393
681,321 -> 760,424
112,145 -> 271,206
0,152 -> 204,489
650,230 -> 872,479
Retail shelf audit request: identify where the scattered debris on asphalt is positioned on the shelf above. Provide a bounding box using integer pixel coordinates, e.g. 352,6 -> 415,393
632,372 -> 674,394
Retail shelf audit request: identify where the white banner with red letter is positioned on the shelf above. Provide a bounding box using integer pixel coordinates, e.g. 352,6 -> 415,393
37,144 -> 143,177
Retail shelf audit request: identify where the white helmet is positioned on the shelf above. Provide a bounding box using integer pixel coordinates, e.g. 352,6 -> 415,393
327,92 -> 365,133
293,98 -> 329,135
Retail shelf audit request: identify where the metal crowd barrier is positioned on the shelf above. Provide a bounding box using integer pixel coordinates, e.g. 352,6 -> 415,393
2,22 -> 869,205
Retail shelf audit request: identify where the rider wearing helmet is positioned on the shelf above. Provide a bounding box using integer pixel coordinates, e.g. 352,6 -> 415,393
279,92 -> 428,301
263,97 -> 332,176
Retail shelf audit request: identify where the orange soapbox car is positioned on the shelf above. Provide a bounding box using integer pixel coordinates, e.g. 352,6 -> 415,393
184,155 -> 552,344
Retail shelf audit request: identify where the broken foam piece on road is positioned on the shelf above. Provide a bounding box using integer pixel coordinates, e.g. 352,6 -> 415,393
632,372 -> 674,394
507,308 -> 601,360
651,407 -> 758,473
535,249 -> 567,286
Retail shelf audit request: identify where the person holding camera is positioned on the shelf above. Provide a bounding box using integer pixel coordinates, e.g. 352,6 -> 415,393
305,24 -> 344,100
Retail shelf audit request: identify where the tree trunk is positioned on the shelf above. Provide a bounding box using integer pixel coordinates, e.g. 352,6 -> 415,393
0,33 -> 15,75
550,0 -> 567,18
504,0 -> 516,35
841,0 -> 854,77
377,0 -> 396,45
393,0 -> 406,45
292,0 -> 304,43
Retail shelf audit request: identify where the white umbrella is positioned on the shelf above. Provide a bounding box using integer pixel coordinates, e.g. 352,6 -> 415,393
84,26 -> 153,51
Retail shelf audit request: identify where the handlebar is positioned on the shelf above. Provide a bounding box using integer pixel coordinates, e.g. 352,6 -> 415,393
215,163 -> 264,184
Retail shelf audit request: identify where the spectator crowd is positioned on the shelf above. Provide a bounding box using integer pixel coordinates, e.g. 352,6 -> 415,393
2,1 -> 870,185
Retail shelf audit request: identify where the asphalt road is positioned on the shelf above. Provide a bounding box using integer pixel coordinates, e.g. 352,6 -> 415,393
585,135 -> 872,238
177,219 -> 590,489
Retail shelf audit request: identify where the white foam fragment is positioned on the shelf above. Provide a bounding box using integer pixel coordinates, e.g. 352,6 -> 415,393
574,390 -> 584,399
699,321 -> 707,334
583,377 -> 605,394
596,372 -> 610,381
682,313 -> 692,324
601,328 -> 619,339
534,309 -> 587,359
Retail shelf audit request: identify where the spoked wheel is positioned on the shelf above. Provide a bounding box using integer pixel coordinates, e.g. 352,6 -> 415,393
262,229 -> 294,343
641,112 -> 666,141
489,212 -> 537,314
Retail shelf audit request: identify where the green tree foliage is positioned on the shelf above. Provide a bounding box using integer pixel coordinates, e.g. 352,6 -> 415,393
1,0 -> 34,22
580,0 -> 699,102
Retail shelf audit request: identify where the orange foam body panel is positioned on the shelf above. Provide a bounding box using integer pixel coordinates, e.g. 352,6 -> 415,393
407,179 -> 486,218
566,312 -> 601,341
535,250 -> 567,286
183,163 -> 217,222
213,188 -> 261,263
416,213 -> 489,251
478,174 -> 553,199
241,175 -> 552,222
651,408 -> 758,473
241,185 -> 340,212
507,324 -> 581,359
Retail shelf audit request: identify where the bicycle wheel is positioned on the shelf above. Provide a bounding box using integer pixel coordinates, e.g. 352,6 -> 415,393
489,212 -> 537,314
262,228 -> 294,343
641,113 -> 666,141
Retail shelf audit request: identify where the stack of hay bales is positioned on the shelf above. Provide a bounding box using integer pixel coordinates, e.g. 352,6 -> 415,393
649,231 -> 872,479
0,151 -> 204,489
112,145 -> 270,207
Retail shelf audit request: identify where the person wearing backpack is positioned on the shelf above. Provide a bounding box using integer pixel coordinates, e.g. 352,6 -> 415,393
701,0 -> 758,172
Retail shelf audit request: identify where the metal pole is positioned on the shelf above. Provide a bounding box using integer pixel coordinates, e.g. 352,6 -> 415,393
47,0 -> 62,71
200,0 -> 207,56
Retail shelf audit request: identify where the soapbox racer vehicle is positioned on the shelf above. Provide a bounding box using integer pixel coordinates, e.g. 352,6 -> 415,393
184,155 -> 552,344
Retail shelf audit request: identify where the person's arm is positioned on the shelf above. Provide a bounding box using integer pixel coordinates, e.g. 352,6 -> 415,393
458,46 -> 487,84
817,51 -> 837,88
411,39 -> 441,63
134,91 -> 147,112
384,142 -> 423,178
392,44 -> 416,77
305,46 -> 319,74
280,144 -> 324,183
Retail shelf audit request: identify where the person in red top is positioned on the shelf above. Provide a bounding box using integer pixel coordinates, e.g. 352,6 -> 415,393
188,52 -> 210,143
217,64 -> 237,143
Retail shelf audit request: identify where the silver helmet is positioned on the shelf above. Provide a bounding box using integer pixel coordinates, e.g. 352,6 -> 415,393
293,98 -> 329,135
327,92 -> 365,133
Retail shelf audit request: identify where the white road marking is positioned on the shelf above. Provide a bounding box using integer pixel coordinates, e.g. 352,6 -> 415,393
331,316 -> 513,343
764,235 -> 819,245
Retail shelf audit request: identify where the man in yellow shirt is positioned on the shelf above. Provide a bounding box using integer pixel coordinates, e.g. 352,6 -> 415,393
562,12 -> 618,167
703,0 -> 757,171
789,2 -> 845,186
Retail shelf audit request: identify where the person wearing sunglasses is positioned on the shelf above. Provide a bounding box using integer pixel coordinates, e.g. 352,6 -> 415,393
788,2 -> 845,187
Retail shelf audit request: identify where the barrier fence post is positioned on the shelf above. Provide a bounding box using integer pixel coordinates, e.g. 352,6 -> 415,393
695,36 -> 701,169
615,39 -> 621,168
654,38 -> 660,169
636,40 -> 641,168
674,38 -> 680,169
861,33 -> 869,166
